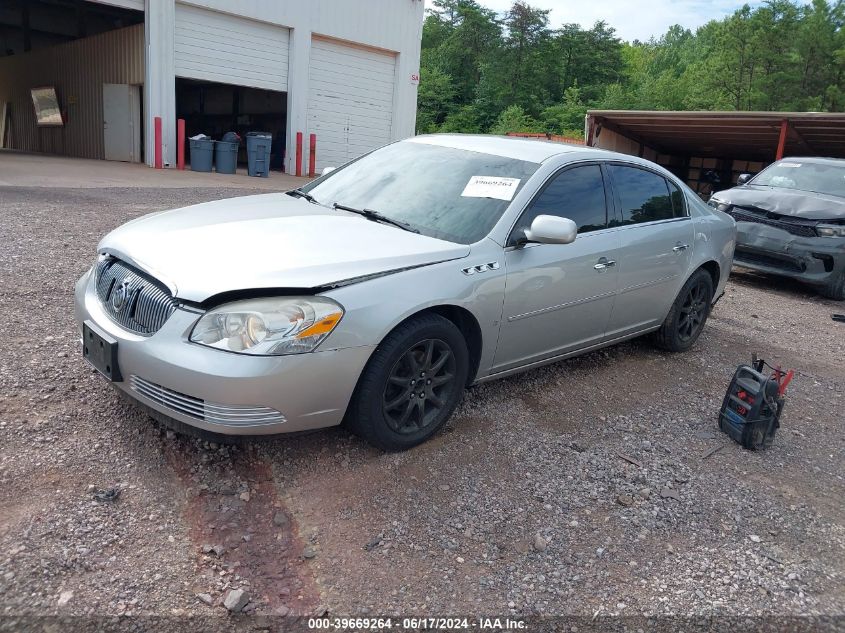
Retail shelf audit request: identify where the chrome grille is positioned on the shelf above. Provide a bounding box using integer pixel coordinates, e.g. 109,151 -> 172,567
129,376 -> 286,427
95,258 -> 178,335
727,207 -> 819,238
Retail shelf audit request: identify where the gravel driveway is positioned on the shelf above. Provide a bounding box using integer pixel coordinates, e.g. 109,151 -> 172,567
0,185 -> 843,629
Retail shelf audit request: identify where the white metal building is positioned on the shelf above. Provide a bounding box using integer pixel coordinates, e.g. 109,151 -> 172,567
0,0 -> 424,172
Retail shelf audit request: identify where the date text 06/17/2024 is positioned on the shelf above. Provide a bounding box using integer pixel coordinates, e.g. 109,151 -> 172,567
306,617 -> 527,630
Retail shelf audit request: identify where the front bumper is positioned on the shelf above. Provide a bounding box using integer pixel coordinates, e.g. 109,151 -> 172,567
733,222 -> 845,287
74,269 -> 375,435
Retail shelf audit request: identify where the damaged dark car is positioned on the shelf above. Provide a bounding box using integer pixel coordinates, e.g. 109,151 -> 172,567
709,157 -> 845,300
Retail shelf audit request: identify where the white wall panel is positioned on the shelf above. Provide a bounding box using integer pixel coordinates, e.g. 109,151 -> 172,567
180,0 -> 425,172
174,4 -> 289,91
307,37 -> 396,170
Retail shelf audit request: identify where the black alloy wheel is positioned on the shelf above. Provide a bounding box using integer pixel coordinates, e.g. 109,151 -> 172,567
677,277 -> 710,342
382,338 -> 456,434
346,313 -> 469,451
654,268 -> 714,353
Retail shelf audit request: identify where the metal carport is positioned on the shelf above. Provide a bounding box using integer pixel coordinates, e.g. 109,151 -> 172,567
585,110 -> 845,197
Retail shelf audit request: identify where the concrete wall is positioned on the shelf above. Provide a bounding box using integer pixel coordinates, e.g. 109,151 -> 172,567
0,24 -> 144,159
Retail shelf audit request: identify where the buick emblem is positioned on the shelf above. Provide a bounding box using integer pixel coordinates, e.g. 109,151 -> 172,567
111,281 -> 130,311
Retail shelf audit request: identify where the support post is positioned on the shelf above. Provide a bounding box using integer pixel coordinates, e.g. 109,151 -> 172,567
177,118 -> 185,170
776,119 -> 788,160
295,132 -> 303,177
154,117 -> 163,169
309,133 -> 316,177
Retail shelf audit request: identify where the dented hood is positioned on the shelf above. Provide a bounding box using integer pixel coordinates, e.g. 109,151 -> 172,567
717,185 -> 845,221
98,193 -> 470,303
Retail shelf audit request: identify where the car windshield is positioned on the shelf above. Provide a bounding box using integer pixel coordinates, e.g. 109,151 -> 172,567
751,160 -> 845,198
300,141 -> 540,244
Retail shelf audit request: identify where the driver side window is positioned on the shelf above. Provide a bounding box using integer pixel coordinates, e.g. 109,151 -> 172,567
513,164 -> 608,243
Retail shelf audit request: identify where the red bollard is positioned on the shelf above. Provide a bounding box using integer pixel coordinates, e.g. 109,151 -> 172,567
295,132 -> 303,177
177,119 -> 185,170
154,117 -> 163,169
308,134 -> 316,178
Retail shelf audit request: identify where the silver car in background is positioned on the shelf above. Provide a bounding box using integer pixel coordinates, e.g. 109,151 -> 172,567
74,135 -> 736,450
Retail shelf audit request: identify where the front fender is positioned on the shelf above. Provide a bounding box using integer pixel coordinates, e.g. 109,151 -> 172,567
321,239 -> 506,380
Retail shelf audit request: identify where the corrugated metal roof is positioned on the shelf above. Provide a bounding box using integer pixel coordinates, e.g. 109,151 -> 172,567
586,110 -> 845,160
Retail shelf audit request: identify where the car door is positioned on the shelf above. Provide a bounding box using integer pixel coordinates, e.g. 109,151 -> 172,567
604,163 -> 695,338
492,163 -> 621,372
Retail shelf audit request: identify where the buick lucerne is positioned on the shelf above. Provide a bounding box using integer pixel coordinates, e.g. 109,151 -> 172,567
75,135 -> 736,450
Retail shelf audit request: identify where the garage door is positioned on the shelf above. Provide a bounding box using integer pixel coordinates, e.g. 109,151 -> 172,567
174,5 -> 289,91
307,37 -> 396,170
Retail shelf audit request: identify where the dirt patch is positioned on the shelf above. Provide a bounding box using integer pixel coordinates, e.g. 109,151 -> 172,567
163,439 -> 320,615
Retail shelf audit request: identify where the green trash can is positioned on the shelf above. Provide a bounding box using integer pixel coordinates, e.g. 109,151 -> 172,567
214,140 -> 238,174
189,138 -> 214,173
246,132 -> 272,178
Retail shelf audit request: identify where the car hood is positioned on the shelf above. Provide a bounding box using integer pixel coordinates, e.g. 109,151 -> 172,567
716,185 -> 845,220
98,193 -> 470,303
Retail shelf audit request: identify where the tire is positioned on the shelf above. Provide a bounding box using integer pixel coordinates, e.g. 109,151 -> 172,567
653,269 -> 714,353
346,313 -> 469,451
819,271 -> 845,301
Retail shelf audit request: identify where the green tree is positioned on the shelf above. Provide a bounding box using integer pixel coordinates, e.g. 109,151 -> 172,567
489,105 -> 544,134
541,86 -> 587,135
416,0 -> 845,137
415,67 -> 455,133
440,105 -> 484,133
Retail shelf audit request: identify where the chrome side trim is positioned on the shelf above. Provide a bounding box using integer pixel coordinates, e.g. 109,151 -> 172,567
462,261 -> 500,275
508,289 -> 616,322
617,274 -> 679,296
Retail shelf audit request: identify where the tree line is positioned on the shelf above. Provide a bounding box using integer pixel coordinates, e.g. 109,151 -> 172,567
416,0 -> 845,138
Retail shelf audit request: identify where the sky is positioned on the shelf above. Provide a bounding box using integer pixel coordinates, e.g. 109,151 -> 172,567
424,0 -> 761,43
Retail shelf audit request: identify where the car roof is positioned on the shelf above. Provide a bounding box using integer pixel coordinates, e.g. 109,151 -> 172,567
408,133 -> 613,164
778,156 -> 845,166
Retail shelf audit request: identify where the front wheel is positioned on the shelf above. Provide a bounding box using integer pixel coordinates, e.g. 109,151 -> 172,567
347,313 -> 469,451
819,271 -> 845,301
653,269 -> 714,352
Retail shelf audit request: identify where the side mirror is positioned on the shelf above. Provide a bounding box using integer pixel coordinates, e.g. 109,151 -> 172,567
524,215 -> 577,245
321,166 -> 335,176
737,173 -> 752,185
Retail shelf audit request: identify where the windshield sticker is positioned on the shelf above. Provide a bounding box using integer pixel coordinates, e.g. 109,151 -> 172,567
461,176 -> 521,201
778,162 -> 802,168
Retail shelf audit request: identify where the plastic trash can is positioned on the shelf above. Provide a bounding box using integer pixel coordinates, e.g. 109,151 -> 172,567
246,132 -> 272,178
189,138 -> 214,173
214,140 -> 238,174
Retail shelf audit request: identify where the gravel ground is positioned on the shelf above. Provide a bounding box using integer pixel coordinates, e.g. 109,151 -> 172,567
0,186 -> 843,629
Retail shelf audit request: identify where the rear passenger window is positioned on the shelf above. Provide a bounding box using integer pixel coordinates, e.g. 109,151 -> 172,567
521,164 -> 608,236
608,165 -> 674,225
667,180 -> 687,217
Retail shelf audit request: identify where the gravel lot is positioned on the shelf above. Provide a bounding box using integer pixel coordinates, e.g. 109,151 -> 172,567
0,184 -> 843,629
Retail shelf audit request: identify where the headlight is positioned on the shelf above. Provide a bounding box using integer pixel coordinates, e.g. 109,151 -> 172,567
190,297 -> 344,355
708,197 -> 732,213
816,224 -> 845,238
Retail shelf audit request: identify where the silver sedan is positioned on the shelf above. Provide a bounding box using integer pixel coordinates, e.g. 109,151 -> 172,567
74,135 -> 736,450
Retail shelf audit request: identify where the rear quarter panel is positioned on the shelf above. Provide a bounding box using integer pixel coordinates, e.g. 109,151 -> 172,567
688,194 -> 736,298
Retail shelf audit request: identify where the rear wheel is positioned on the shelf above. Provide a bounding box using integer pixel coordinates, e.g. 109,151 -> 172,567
819,271 -> 845,301
654,269 -> 714,352
347,314 -> 469,451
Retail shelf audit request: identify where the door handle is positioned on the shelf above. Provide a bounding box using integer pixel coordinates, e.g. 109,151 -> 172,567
594,258 -> 616,271
673,243 -> 690,252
